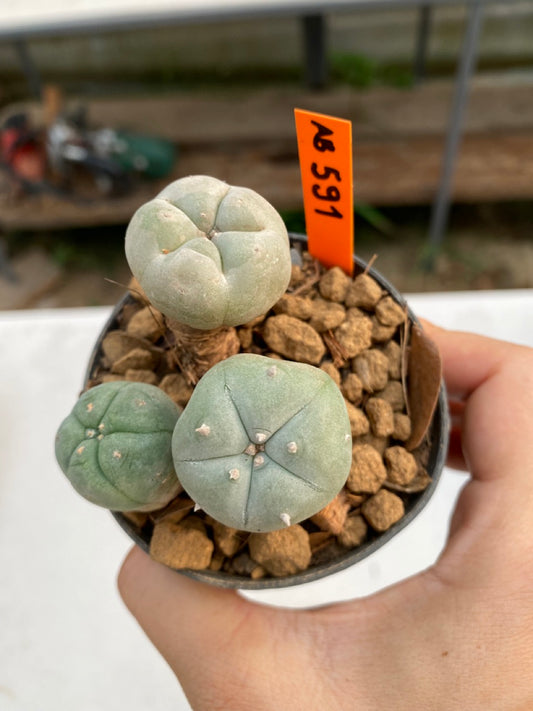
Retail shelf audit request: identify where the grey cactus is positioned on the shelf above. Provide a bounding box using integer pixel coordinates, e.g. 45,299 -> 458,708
124,175 -> 292,330
171,353 -> 352,532
55,381 -> 182,512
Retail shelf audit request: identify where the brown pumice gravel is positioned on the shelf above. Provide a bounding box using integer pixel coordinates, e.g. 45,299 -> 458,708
88,250 -> 441,580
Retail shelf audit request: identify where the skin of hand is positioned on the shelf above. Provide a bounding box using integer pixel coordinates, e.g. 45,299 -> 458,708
118,324 -> 533,711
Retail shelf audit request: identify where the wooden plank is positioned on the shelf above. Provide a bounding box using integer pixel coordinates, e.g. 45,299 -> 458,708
1,80 -> 533,231
2,131 -> 533,232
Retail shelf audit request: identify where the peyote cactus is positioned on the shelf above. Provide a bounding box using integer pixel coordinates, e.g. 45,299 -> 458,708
55,381 -> 182,512
125,175 -> 292,330
171,353 -> 353,532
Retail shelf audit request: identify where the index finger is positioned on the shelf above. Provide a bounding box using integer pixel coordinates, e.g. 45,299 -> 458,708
421,321 -> 528,400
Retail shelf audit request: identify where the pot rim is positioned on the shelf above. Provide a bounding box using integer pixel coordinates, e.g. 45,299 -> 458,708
86,233 -> 450,589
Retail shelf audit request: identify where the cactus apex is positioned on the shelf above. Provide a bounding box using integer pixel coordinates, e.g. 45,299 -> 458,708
287,441 -> 298,454
195,423 -> 211,437
266,365 -> 278,378
229,468 -> 240,481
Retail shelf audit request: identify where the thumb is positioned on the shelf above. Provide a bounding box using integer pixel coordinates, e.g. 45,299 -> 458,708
117,546 -> 290,710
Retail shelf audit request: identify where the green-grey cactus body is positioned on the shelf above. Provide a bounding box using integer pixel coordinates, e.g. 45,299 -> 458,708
172,354 -> 352,532
55,381 -> 182,512
125,175 -> 291,330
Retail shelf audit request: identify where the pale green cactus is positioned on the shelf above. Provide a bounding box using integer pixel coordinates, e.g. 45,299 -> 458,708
171,354 -> 352,532
124,175 -> 291,330
55,381 -> 182,512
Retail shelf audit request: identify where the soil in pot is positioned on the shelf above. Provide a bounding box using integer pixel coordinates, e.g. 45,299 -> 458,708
85,240 -> 447,587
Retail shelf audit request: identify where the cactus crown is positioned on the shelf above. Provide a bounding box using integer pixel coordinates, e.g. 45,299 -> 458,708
172,353 -> 352,532
55,381 -> 182,512
125,175 -> 292,330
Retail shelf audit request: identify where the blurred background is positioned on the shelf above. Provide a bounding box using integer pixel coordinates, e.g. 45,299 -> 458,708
1,0 -> 532,309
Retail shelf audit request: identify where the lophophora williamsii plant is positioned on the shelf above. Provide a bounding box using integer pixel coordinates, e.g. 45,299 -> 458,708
56,174 -> 445,584
55,175 -> 353,537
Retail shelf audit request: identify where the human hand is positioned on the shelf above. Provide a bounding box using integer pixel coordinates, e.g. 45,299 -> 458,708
118,325 -> 533,711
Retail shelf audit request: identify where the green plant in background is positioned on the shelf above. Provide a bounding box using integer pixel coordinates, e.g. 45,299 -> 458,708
331,52 -> 413,89
171,354 -> 352,532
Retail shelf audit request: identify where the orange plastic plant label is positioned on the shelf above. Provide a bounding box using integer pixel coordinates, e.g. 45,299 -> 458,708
294,108 -> 354,276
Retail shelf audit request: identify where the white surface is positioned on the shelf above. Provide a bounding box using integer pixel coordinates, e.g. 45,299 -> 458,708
0,289 -> 532,710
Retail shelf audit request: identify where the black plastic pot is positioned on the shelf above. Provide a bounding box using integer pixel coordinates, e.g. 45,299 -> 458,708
85,234 -> 449,589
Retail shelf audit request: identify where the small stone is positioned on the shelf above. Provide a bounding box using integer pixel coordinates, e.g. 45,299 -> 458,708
320,361 -> 341,386
209,551 -> 226,571
101,374 -> 125,383
366,397 -> 395,437
393,413 -> 412,441
124,369 -> 159,385
212,520 -> 244,557
352,349 -> 389,392
375,296 -> 406,327
237,327 -> 253,349
357,432 -> 389,456
126,306 -> 166,342
273,294 -> 314,320
231,552 -> 258,577
344,400 -> 370,437
101,330 -> 152,365
308,531 -> 335,553
249,525 -> 312,577
337,514 -> 368,548
341,372 -> 363,404
159,373 -> 194,407
371,315 -> 397,343
310,492 -> 350,535
150,521 -> 214,569
333,309 -> 373,358
362,490 -> 405,532
382,340 -> 402,380
319,266 -> 351,302
384,446 -> 418,485
376,380 -> 406,411
345,273 -> 383,310
111,347 -> 156,375
289,264 -> 306,288
347,444 -> 387,494
263,314 -> 325,365
308,298 -> 346,332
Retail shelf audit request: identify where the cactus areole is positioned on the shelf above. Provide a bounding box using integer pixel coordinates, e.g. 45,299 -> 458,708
172,354 -> 353,532
125,175 -> 292,330
55,381 -> 182,512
